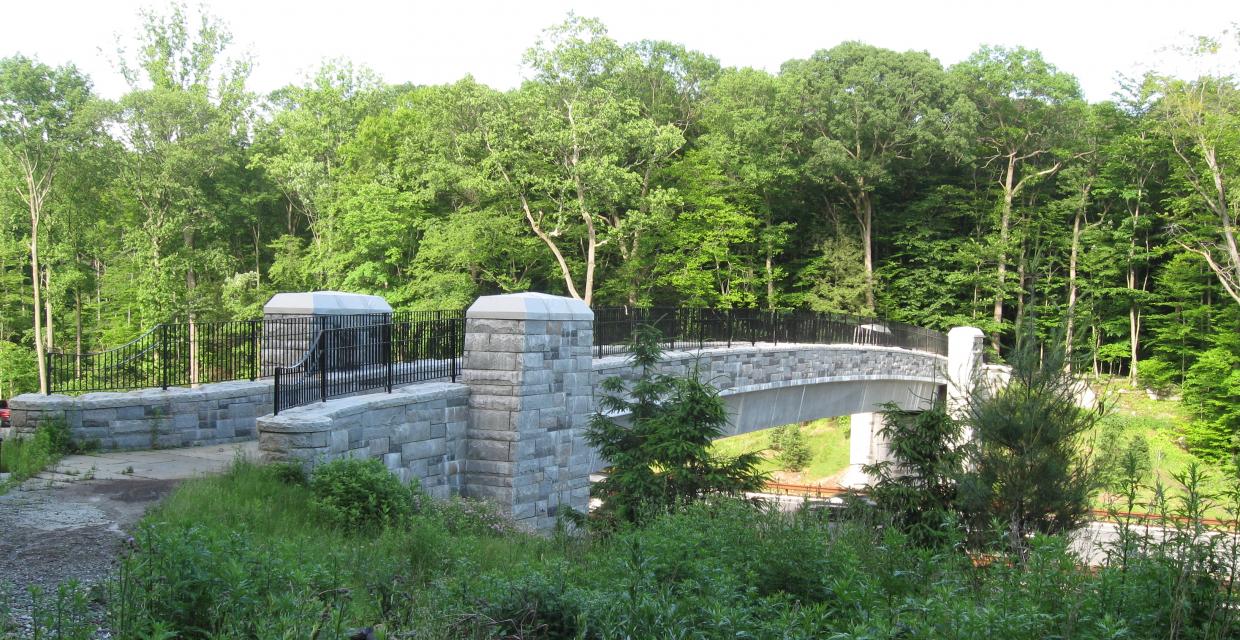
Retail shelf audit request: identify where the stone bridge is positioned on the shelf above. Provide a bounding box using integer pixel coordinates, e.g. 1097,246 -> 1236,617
257,293 -> 985,531
10,292 -> 986,531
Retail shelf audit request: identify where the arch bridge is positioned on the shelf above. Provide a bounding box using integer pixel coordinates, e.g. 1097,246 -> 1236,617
258,292 -> 987,531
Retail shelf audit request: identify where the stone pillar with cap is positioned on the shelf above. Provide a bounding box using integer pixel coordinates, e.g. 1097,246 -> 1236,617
261,291 -> 393,376
946,326 -> 985,423
460,292 -> 594,530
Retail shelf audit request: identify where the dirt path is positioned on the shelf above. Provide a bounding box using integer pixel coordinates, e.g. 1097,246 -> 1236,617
0,442 -> 256,636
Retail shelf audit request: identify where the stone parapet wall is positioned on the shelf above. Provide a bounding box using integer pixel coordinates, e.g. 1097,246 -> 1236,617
9,380 -> 271,451
256,382 -> 469,499
593,343 -> 947,395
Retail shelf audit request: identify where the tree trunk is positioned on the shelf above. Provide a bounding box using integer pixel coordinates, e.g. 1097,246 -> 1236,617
992,154 -> 1017,353
1065,208 -> 1082,366
44,265 -> 54,352
74,290 -> 82,379
855,191 -> 875,311
30,201 -> 47,394
185,228 -> 198,386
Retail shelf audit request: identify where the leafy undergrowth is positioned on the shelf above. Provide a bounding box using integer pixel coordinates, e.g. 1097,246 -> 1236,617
1092,381 -> 1236,520
69,459 -> 1240,639
711,416 -> 851,483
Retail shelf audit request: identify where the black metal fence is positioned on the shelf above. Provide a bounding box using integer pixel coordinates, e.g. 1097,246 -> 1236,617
272,313 -> 464,414
593,307 -> 948,358
48,320 -> 262,394
47,310 -> 466,395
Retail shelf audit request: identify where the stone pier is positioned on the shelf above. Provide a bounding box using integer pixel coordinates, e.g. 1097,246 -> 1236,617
459,292 -> 595,530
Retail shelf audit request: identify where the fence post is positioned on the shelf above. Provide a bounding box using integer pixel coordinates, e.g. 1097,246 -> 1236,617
249,320 -> 259,381
450,319 -> 458,383
726,309 -> 733,349
384,321 -> 393,393
159,323 -> 169,391
45,351 -> 53,394
273,366 -> 281,416
318,331 -> 328,404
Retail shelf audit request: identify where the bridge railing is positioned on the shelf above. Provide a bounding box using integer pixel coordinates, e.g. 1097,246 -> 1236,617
47,310 -> 465,395
48,320 -> 263,394
593,307 -> 948,358
272,313 -> 463,414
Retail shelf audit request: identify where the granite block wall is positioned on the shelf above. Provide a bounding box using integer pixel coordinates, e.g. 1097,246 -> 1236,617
256,381 -> 469,499
9,380 -> 271,451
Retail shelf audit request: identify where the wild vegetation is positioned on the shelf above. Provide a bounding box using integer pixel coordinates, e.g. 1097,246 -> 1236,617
7,450 -> 1230,639
1,5 -> 1237,458
0,419 -> 72,492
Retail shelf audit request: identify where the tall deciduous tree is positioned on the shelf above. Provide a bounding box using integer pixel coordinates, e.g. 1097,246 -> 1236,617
111,3 -> 253,381
0,56 -> 94,393
784,42 -> 974,310
483,17 -> 684,305
1154,60 -> 1240,307
954,46 -> 1085,352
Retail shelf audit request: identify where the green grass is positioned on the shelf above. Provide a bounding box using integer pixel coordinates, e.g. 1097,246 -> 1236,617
1091,381 -> 1237,519
0,423 -> 68,493
62,458 -> 1240,640
712,417 -> 851,482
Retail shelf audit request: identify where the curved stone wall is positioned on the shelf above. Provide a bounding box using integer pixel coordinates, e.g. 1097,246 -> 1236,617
594,343 -> 947,435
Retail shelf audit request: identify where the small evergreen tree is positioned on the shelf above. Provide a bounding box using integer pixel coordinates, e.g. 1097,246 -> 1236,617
863,401 -> 965,545
957,328 -> 1104,554
585,324 -> 767,526
770,424 -> 812,472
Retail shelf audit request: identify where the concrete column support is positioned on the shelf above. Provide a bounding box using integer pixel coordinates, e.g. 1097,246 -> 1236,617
840,411 -> 883,488
460,292 -> 594,530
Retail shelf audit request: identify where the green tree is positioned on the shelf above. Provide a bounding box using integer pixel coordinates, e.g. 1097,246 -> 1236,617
0,55 -> 96,392
110,3 -> 255,374
863,402 -> 965,546
957,328 -> 1103,554
769,423 -> 811,472
1154,67 -> 1240,307
586,325 -> 766,525
482,17 -> 686,305
784,42 -> 974,310
953,46 -> 1085,353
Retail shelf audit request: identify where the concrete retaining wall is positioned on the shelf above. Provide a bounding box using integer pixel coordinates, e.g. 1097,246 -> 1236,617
256,382 -> 469,499
9,380 -> 271,450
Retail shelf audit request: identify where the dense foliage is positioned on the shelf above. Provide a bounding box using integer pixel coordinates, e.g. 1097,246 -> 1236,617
308,457 -> 418,531
10,459 -> 1229,639
1,6 -> 1238,455
585,324 -> 765,525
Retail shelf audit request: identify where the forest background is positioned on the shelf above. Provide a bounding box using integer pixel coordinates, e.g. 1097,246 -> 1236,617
1,6 -> 1237,459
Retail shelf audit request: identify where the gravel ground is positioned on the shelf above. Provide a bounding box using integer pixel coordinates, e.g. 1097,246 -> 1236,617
0,477 -> 177,638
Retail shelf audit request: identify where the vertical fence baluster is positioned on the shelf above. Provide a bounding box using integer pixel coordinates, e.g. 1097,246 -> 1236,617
385,321 -> 393,393
319,331 -> 328,404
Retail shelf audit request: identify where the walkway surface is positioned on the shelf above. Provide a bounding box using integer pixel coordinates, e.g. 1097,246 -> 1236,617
0,441 -> 258,637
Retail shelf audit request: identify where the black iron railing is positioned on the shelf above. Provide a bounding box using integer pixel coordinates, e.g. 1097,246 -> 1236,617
593,307 -> 948,358
272,313 -> 463,414
48,320 -> 262,393
47,310 -> 466,395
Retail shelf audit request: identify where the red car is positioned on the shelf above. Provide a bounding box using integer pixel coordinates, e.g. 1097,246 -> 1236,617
0,400 -> 9,428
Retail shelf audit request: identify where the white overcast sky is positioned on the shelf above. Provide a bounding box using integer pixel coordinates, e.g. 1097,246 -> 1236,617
3,0 -> 1238,103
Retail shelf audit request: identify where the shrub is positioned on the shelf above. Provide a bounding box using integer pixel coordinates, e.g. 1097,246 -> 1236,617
1,418 -> 73,481
309,457 -> 415,532
586,324 -> 766,526
267,460 -> 307,486
770,424 -> 811,472
430,496 -> 520,537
